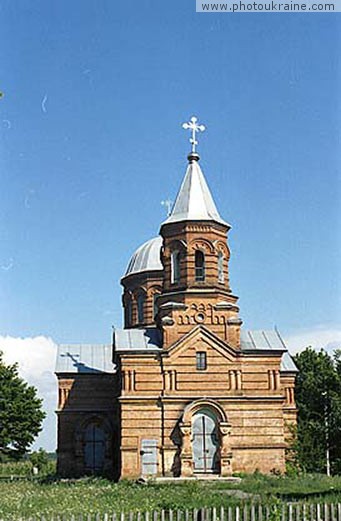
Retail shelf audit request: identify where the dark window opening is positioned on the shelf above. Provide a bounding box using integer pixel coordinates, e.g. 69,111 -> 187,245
137,294 -> 145,323
171,250 -> 180,284
218,252 -> 224,283
195,250 -> 205,282
153,293 -> 159,318
196,351 -> 207,371
125,299 -> 132,326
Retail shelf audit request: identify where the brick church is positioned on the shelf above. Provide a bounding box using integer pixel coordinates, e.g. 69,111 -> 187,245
55,117 -> 297,479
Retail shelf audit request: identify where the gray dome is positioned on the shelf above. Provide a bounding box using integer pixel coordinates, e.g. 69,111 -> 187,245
124,236 -> 163,277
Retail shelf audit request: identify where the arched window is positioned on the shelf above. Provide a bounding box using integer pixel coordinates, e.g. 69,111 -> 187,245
125,298 -> 132,327
171,250 -> 180,284
137,293 -> 145,323
195,250 -> 205,282
153,292 -> 160,319
218,252 -> 224,283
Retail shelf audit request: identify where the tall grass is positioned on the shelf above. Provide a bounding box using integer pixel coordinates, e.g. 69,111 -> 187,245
1,465 -> 341,521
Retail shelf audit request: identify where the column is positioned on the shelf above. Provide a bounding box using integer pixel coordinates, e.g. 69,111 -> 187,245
229,370 -> 236,390
219,422 -> 233,476
236,370 -> 242,390
179,423 -> 193,477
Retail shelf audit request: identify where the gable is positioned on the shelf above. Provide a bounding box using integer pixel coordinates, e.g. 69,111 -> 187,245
164,325 -> 239,364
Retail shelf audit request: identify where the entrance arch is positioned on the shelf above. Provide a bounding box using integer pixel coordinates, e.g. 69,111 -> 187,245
75,415 -> 114,476
179,399 -> 232,477
192,409 -> 219,474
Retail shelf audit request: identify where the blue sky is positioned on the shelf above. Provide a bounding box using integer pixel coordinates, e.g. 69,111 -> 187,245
1,2 -> 340,343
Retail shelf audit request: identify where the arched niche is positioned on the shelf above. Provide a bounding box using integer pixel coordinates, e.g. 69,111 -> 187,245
74,415 -> 113,476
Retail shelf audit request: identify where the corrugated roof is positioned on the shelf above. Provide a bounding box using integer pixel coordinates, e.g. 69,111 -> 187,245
55,344 -> 115,374
162,159 -> 229,227
123,236 -> 163,278
114,328 -> 162,352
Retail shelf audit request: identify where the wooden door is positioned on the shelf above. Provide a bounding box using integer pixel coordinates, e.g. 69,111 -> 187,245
84,424 -> 105,474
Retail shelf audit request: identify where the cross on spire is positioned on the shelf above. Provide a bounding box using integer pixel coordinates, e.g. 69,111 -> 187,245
182,116 -> 206,154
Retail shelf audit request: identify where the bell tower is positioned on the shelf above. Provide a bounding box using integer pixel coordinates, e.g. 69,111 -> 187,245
157,117 -> 242,349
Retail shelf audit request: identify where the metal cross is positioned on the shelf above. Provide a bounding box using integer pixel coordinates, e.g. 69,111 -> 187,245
161,198 -> 173,217
182,116 -> 206,153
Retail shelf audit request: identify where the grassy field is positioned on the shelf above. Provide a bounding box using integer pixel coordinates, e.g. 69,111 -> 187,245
0,460 -> 56,477
1,470 -> 341,520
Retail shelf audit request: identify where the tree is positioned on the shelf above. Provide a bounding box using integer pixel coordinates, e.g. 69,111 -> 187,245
29,448 -> 49,472
294,347 -> 341,474
0,351 -> 46,459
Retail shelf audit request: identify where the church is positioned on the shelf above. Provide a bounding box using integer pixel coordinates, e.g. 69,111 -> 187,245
55,117 -> 297,479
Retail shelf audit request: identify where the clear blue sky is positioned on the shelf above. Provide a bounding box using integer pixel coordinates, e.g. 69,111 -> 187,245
1,1 -> 340,344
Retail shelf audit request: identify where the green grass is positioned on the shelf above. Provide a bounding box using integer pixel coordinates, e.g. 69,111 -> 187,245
1,467 -> 341,521
0,459 -> 56,477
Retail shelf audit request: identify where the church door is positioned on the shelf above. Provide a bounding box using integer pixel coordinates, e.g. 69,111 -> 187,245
192,410 -> 219,474
84,423 -> 106,474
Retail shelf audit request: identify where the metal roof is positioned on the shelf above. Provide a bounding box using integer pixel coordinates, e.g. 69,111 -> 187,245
280,351 -> 298,372
114,328 -> 162,352
124,236 -> 163,277
162,159 -> 229,227
55,330 -> 297,373
240,330 -> 297,373
240,330 -> 286,351
55,344 -> 115,374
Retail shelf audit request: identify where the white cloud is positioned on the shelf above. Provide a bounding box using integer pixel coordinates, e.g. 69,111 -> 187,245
285,326 -> 341,355
0,335 -> 57,452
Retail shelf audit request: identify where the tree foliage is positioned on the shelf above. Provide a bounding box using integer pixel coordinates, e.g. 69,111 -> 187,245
294,347 -> 341,474
0,351 -> 46,459
29,448 -> 49,472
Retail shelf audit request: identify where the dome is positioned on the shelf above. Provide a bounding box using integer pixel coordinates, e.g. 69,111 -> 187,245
124,236 -> 163,277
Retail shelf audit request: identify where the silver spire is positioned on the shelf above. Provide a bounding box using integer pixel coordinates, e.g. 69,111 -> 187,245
162,159 -> 229,228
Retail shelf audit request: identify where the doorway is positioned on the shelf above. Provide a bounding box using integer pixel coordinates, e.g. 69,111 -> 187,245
140,439 -> 158,476
192,409 -> 219,474
84,423 -> 106,474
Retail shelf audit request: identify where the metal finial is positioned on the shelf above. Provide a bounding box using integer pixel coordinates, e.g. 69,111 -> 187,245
182,116 -> 206,154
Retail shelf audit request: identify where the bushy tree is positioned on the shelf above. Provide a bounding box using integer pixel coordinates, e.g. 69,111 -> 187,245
0,351 -> 45,459
294,347 -> 341,474
29,448 -> 49,472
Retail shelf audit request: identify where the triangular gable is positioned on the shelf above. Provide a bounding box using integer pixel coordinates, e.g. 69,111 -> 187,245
164,325 -> 239,363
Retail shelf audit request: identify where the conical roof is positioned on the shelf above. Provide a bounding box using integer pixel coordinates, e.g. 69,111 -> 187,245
162,156 -> 229,227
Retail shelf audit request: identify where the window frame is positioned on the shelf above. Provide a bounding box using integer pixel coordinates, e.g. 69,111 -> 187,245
218,251 -> 224,283
153,292 -> 160,319
171,250 -> 181,284
137,293 -> 145,323
125,298 -> 132,326
195,250 -> 206,282
196,351 -> 207,371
